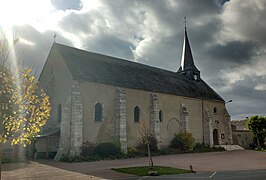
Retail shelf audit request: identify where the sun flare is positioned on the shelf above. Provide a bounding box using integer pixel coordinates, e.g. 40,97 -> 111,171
0,0 -> 54,33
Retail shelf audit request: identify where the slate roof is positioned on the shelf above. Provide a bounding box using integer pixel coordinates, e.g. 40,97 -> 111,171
54,43 -> 224,102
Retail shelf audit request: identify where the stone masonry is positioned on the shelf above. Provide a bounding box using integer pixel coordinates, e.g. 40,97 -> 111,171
224,109 -> 233,144
115,88 -> 127,153
180,103 -> 189,132
54,97 -> 71,160
54,80 -> 83,159
69,80 -> 83,156
150,93 -> 160,142
204,108 -> 213,146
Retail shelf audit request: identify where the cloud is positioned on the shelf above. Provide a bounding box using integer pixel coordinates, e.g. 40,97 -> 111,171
7,0 -> 266,120
51,0 -> 82,11
11,24 -> 72,72
208,41 -> 257,65
83,34 -> 135,60
216,0 -> 230,6
255,83 -> 266,91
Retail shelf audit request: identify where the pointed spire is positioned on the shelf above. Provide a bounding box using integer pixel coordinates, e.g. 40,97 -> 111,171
178,20 -> 200,80
180,28 -> 199,72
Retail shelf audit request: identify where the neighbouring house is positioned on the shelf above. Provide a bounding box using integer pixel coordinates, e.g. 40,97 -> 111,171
37,27 -> 233,160
231,119 -> 253,149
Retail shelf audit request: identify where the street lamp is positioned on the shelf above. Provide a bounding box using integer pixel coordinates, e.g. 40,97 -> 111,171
225,99 -> 232,104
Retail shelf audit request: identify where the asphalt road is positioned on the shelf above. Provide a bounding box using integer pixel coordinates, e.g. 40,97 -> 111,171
2,150 -> 266,179
119,169 -> 266,180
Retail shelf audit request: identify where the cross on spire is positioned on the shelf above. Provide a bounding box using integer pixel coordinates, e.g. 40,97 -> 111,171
183,16 -> 187,29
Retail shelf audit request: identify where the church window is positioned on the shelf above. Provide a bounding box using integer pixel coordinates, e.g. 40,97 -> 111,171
57,104 -> 62,123
51,65 -> 53,75
214,107 -> 217,114
159,110 -> 163,122
95,102 -> 103,122
134,106 -> 140,122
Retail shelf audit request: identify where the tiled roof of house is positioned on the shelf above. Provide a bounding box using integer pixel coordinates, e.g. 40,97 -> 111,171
54,43 -> 224,101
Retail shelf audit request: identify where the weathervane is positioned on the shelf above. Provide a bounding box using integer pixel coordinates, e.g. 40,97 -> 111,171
183,16 -> 188,29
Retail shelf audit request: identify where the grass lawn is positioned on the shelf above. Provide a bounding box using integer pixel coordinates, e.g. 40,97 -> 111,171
112,166 -> 191,176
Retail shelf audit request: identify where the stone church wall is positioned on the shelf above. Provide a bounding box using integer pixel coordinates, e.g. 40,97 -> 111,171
203,101 -> 232,146
38,46 -> 73,129
158,94 -> 203,146
38,46 -> 74,159
79,82 -> 231,150
80,82 -> 117,143
49,79 -> 232,157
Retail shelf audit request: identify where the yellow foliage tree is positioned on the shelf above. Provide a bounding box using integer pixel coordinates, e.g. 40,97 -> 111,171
0,30 -> 51,179
0,66 -> 51,146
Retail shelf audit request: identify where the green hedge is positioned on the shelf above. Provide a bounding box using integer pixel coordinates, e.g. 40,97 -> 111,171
94,142 -> 121,157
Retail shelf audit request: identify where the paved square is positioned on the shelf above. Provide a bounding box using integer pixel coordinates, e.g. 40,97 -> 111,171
2,150 -> 266,179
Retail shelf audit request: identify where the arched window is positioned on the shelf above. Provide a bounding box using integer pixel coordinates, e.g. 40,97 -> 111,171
95,103 -> 103,122
134,106 -> 140,122
214,107 -> 217,114
159,110 -> 163,122
57,104 -> 62,122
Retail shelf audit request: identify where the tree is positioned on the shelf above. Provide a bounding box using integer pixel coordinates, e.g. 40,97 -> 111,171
0,31 -> 51,179
247,116 -> 266,148
138,122 -> 158,167
0,67 -> 51,145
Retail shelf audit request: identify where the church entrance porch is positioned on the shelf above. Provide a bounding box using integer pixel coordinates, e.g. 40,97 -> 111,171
213,129 -> 219,145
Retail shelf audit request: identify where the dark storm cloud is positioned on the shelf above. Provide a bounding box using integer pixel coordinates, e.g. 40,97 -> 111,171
189,18 -> 223,51
208,41 -> 257,65
220,77 -> 266,119
222,1 -> 266,44
83,34 -> 134,60
216,0 -> 230,6
51,0 -> 82,11
95,0 -> 225,70
135,34 -> 181,71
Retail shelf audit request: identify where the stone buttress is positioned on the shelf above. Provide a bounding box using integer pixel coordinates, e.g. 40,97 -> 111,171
180,103 -> 189,132
204,108 -> 213,146
69,81 -> 83,156
150,94 -> 160,143
54,80 -> 83,160
115,88 -> 127,153
54,97 -> 71,160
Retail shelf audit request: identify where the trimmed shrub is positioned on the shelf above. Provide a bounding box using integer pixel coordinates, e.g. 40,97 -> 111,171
193,143 -> 226,152
211,146 -> 226,151
193,143 -> 210,152
80,141 -> 96,158
137,133 -> 158,153
94,142 -> 121,157
60,155 -> 84,162
170,132 -> 195,151
127,146 -> 140,157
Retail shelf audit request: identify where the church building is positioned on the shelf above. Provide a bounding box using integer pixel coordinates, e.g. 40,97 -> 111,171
38,28 -> 232,159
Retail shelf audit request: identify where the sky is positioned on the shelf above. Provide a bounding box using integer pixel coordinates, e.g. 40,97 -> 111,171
1,0 -> 266,120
